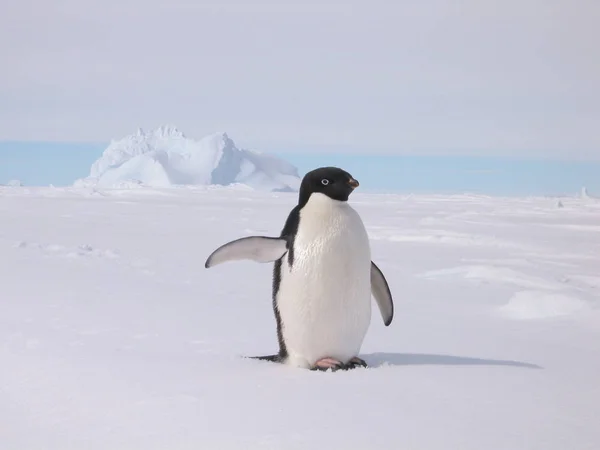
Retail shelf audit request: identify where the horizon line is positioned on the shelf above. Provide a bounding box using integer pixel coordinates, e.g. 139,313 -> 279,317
1,139 -> 598,162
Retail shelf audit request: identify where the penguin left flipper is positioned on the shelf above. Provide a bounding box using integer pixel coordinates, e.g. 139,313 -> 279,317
205,236 -> 288,268
370,261 -> 394,326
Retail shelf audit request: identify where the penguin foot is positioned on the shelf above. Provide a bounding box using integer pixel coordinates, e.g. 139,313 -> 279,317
310,357 -> 368,372
311,357 -> 346,372
347,356 -> 368,369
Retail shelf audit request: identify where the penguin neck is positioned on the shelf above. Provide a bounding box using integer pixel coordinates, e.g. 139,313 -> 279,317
298,188 -> 351,207
300,192 -> 348,213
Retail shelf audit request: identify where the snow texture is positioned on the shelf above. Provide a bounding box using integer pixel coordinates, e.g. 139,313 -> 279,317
75,125 -> 301,192
1,185 -> 599,449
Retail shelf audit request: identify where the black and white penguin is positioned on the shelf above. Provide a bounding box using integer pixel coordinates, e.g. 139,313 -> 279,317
205,167 -> 394,371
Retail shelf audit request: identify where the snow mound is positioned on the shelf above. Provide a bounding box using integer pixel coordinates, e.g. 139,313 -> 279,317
498,290 -> 590,320
75,126 -> 301,192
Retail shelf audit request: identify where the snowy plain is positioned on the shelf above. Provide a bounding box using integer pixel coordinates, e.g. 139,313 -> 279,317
1,185 -> 599,450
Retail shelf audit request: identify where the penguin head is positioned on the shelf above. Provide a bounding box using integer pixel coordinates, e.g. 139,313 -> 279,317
298,166 -> 359,206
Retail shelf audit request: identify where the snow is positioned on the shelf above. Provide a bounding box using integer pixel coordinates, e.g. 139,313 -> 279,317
75,126 -> 301,192
1,186 -> 599,449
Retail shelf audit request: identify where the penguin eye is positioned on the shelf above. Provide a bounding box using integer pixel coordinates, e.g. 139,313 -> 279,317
321,179 -> 330,186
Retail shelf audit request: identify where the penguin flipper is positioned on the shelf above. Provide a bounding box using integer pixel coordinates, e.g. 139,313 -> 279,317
370,261 -> 394,326
205,236 -> 288,268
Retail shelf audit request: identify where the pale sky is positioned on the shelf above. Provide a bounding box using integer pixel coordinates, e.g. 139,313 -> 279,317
1,0 -> 599,157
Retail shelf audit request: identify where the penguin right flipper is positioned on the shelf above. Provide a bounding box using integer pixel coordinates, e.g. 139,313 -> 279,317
370,261 -> 394,326
205,236 -> 288,268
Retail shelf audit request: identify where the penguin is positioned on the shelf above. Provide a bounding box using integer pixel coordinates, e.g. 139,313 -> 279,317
204,166 -> 394,371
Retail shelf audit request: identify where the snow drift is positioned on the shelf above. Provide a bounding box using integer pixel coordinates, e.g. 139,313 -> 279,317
75,126 -> 301,192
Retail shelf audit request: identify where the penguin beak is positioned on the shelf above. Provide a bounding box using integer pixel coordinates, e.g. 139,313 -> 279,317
348,178 -> 359,189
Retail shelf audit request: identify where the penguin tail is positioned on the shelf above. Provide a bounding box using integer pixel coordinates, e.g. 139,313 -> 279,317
246,354 -> 282,363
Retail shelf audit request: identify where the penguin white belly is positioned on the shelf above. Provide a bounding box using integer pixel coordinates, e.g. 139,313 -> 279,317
276,193 -> 372,368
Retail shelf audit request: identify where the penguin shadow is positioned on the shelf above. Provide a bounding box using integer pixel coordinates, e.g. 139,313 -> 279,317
363,352 -> 542,369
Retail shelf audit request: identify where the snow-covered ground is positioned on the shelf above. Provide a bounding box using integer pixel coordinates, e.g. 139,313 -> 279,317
1,185 -> 599,450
